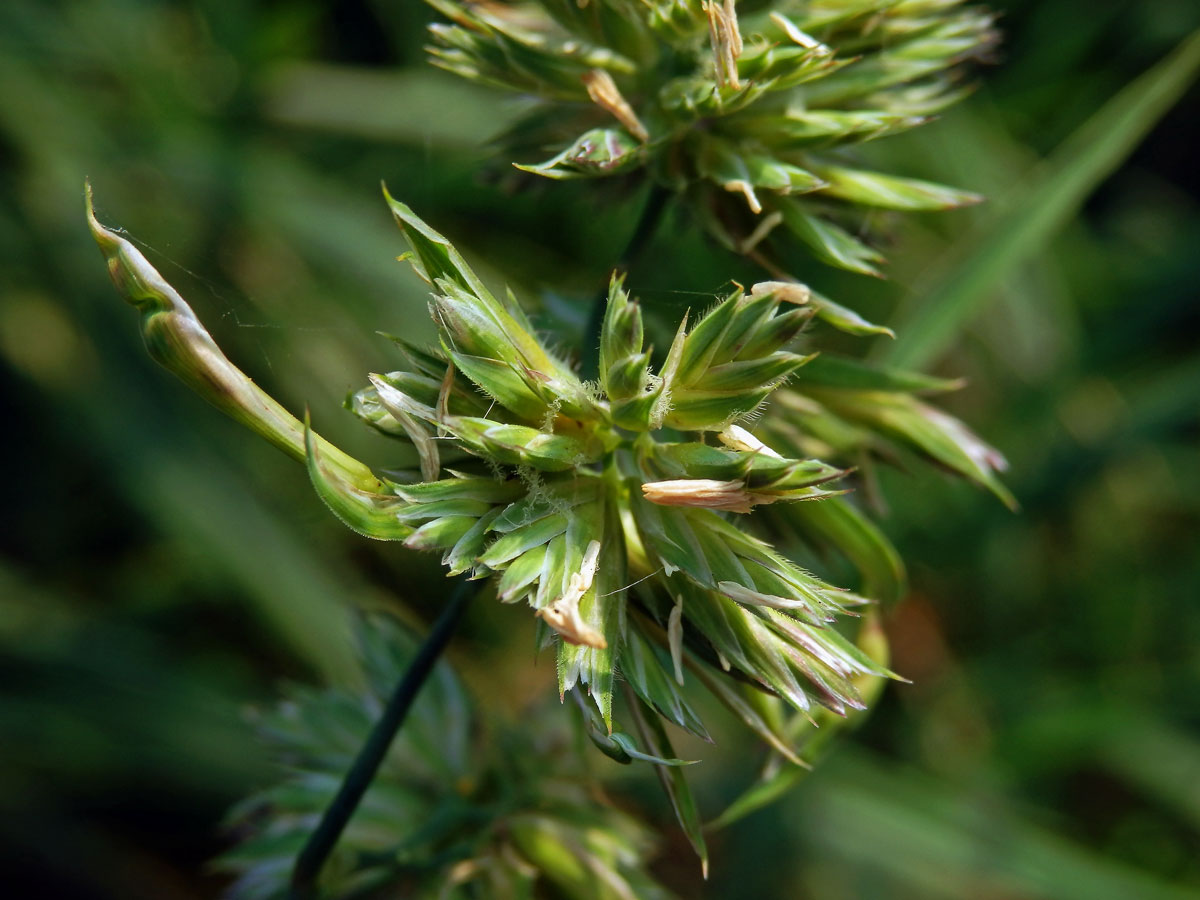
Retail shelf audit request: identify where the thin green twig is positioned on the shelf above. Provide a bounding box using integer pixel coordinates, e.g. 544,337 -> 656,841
288,577 -> 476,899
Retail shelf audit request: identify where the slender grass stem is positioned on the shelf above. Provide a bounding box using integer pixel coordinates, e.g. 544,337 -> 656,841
583,183 -> 672,378
288,577 -> 476,899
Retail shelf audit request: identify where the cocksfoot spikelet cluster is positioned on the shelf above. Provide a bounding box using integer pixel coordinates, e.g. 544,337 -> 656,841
429,0 -> 997,277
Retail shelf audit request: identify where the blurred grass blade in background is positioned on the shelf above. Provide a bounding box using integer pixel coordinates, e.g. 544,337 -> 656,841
883,27 -> 1200,369
800,750 -> 1200,900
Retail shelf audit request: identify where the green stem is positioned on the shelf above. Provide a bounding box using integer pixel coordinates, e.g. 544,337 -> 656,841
583,184 -> 672,378
288,577 -> 476,899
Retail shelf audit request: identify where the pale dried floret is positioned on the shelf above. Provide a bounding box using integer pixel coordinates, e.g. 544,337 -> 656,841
537,540 -> 607,648
668,598 -> 685,686
750,280 -> 811,306
643,478 -> 746,510
769,12 -> 831,54
582,69 -> 648,142
719,423 -> 783,459
642,478 -> 781,514
704,0 -> 744,89
718,580 -> 814,614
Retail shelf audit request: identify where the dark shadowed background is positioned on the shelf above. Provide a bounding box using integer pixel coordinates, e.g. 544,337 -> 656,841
2,0 -> 1198,897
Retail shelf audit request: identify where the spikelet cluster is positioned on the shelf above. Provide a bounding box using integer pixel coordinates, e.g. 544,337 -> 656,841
428,0 -> 997,275
88,190 -> 896,756
89,170 -> 1008,864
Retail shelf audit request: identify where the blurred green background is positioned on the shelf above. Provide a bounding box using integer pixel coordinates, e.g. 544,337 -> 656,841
2,0 -> 1199,897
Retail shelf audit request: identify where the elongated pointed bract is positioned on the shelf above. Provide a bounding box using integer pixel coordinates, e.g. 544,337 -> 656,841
772,497 -> 907,606
86,184 -> 382,494
629,692 -> 709,877
383,183 -> 589,406
304,416 -> 413,542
